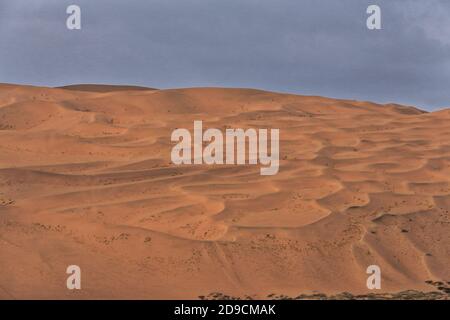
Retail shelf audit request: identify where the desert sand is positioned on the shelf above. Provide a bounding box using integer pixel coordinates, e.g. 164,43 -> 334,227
0,83 -> 448,299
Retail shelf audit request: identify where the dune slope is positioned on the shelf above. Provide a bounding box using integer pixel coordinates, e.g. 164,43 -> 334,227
0,84 -> 448,299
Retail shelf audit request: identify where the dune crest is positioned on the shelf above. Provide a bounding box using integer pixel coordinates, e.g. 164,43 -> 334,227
57,84 -> 157,93
0,84 -> 448,299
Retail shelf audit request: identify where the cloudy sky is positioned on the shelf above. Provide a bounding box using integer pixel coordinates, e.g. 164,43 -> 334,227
0,0 -> 449,110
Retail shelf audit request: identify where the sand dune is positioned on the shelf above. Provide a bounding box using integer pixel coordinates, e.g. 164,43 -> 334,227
0,84 -> 448,299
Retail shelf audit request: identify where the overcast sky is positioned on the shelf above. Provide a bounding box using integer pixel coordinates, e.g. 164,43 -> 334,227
0,0 -> 449,110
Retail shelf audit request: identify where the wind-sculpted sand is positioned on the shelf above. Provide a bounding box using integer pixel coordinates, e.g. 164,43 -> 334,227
0,83 -> 448,299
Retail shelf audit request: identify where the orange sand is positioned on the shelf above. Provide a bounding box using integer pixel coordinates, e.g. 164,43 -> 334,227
0,83 -> 448,299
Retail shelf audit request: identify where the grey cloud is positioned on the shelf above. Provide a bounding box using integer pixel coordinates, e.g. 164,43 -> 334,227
0,0 -> 449,110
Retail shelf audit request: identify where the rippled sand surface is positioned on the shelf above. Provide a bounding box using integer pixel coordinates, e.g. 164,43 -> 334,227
0,84 -> 448,299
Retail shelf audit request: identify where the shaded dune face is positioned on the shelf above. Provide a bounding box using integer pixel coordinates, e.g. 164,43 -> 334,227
0,84 -> 448,299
